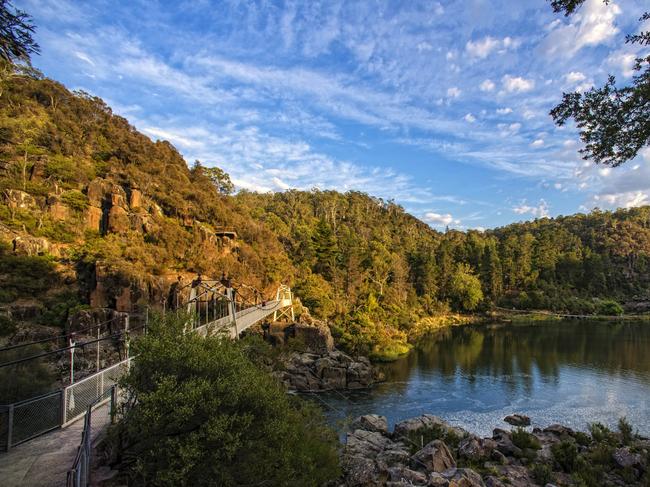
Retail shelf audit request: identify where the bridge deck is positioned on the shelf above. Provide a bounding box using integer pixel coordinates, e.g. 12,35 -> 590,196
0,403 -> 110,487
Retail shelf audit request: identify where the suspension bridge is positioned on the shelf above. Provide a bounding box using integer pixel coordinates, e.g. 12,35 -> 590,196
0,279 -> 294,487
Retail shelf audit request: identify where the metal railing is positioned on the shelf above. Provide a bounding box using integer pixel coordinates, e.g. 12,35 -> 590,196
0,358 -> 131,451
66,386 -> 116,487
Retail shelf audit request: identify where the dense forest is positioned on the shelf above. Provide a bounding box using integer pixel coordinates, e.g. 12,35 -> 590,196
1,70 -> 649,359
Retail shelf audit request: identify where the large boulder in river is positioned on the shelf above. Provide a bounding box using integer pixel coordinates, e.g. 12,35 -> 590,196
504,414 -> 530,427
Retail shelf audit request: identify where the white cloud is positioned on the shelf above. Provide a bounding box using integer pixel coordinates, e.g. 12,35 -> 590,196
594,191 -> 649,208
513,199 -> 550,218
464,113 -> 476,123
502,75 -> 535,93
531,139 -> 545,148
466,36 -> 501,58
447,86 -> 461,98
466,36 -> 519,59
423,212 -> 459,226
606,51 -> 639,78
541,0 -> 621,57
565,71 -> 586,84
496,107 -> 513,115
480,79 -> 495,92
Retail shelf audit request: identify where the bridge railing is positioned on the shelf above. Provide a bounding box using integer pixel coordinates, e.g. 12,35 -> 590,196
0,358 -> 131,451
66,386 -> 116,487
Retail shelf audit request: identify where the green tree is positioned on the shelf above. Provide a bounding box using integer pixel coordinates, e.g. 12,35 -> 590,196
448,263 -> 483,311
549,1 -> 649,166
111,313 -> 339,486
0,0 -> 39,65
192,160 -> 234,195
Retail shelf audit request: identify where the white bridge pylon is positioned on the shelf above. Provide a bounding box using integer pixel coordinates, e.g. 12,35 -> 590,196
184,281 -> 294,339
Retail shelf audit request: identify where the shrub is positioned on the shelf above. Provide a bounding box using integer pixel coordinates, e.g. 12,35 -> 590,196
111,313 -> 340,486
589,422 -> 616,444
618,417 -> 634,445
597,299 -> 624,316
60,190 -> 89,212
531,463 -> 553,485
552,440 -> 579,472
511,427 -> 541,450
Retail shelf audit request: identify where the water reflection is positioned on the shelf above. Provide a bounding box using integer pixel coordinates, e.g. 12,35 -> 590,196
319,320 -> 650,437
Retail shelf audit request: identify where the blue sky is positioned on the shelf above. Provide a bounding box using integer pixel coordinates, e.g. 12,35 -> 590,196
17,0 -> 650,229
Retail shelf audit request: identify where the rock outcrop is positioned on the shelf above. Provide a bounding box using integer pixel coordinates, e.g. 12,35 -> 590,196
279,350 -> 376,391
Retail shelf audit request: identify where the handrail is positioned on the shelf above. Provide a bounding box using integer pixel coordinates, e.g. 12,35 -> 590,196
66,386 -> 116,487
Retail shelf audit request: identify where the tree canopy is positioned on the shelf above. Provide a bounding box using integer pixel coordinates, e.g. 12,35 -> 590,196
549,0 -> 649,166
0,0 -> 39,65
111,313 -> 340,486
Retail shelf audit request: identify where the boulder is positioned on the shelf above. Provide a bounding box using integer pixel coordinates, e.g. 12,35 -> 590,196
490,466 -> 533,487
411,440 -> 456,473
342,455 -> 379,486
294,321 -> 334,354
613,447 -> 643,469
12,235 -> 52,256
107,205 -> 130,234
457,435 -> 498,462
504,414 -> 531,427
85,205 -> 103,232
351,415 -> 389,434
492,429 -> 522,457
442,468 -> 485,487
4,189 -> 36,209
394,415 -> 465,444
47,195 -> 69,220
387,467 -> 428,485
129,185 -> 142,208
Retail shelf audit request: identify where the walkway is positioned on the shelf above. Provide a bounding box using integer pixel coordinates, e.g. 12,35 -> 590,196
0,403 -> 110,487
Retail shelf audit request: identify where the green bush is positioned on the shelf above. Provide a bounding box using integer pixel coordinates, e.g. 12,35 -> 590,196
597,299 -> 624,316
617,417 -> 634,445
110,313 -> 340,486
589,422 -> 616,444
552,440 -> 579,472
531,463 -> 553,485
511,427 -> 541,450
60,190 -> 89,212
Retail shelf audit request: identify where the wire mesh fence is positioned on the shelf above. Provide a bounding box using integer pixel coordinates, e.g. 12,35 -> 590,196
64,358 -> 131,424
0,358 -> 131,451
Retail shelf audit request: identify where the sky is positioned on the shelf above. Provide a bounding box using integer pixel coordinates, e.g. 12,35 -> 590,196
16,0 -> 650,230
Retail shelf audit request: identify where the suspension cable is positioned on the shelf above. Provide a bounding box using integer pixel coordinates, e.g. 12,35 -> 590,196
0,324 -> 145,369
0,315 -> 128,353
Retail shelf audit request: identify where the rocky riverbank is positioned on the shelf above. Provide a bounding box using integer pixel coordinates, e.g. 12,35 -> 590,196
341,413 -> 650,486
264,316 -> 382,392
278,350 -> 379,391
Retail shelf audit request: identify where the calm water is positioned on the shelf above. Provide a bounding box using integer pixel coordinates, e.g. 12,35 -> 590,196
315,320 -> 650,437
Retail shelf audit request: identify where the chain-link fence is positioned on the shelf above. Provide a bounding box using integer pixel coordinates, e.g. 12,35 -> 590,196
64,358 -> 131,424
0,390 -> 62,451
0,358 -> 131,451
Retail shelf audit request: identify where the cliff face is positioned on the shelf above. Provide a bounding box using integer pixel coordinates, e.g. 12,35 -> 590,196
0,74 -> 292,330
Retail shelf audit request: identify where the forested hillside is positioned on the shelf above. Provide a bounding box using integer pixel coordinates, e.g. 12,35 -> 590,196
1,70 -> 649,359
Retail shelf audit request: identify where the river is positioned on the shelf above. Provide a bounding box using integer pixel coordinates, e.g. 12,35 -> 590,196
316,319 -> 650,437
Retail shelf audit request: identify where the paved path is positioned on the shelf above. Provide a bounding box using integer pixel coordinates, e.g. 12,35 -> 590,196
0,403 -> 110,487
